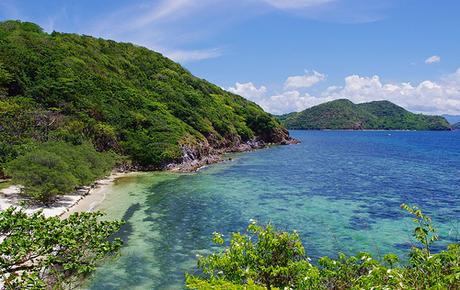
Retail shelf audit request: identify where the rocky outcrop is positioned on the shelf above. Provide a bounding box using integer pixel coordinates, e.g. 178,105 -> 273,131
167,133 -> 299,172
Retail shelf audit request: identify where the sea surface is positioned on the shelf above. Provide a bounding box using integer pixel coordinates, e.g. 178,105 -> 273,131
86,130 -> 460,289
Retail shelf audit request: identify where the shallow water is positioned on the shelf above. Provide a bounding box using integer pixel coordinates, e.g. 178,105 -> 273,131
86,130 -> 460,289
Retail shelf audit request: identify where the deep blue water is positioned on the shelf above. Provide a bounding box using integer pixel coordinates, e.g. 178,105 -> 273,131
88,130 -> 460,289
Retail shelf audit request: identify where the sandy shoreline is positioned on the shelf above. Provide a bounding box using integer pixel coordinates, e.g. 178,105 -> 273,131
0,171 -> 138,219
0,141 -> 298,219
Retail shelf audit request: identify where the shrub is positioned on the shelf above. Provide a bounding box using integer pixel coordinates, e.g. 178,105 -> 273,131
186,205 -> 460,289
0,207 -> 123,289
5,141 -> 118,202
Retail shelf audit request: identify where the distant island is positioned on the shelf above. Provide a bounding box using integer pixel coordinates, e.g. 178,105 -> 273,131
277,99 -> 451,131
0,20 -> 294,202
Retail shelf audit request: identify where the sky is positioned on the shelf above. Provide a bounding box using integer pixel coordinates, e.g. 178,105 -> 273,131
1,0 -> 460,115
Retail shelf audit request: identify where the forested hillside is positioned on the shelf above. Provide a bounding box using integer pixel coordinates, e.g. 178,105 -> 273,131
0,20 -> 290,200
278,99 -> 451,130
0,21 -> 289,169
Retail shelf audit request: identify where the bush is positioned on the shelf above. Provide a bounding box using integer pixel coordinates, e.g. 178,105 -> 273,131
5,141 -> 118,202
186,205 -> 460,289
0,207 -> 123,289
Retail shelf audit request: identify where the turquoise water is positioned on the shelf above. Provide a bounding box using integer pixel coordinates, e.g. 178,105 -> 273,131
87,130 -> 460,289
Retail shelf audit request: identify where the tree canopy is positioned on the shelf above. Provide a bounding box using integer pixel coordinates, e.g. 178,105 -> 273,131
5,141 -> 117,202
0,208 -> 123,289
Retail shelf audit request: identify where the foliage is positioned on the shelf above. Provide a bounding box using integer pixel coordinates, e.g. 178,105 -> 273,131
5,141 -> 117,202
278,99 -> 451,130
0,20 -> 288,178
0,207 -> 123,289
186,205 -> 460,289
0,60 -> 11,96
401,203 -> 438,253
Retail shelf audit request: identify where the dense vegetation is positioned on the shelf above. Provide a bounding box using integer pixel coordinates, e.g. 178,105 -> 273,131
278,99 -> 451,130
0,208 -> 123,289
186,205 -> 460,289
5,142 -> 117,202
0,20 -> 289,200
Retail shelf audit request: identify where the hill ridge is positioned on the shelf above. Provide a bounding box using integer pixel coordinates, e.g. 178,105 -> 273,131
277,99 -> 451,130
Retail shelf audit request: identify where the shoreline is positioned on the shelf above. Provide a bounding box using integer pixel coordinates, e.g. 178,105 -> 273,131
287,128 -> 453,132
0,140 -> 300,219
0,171 -> 139,219
60,171 -> 141,218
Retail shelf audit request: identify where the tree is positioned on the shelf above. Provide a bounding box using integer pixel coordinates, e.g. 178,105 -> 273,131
0,61 -> 11,97
5,141 -> 117,203
0,208 -> 123,289
187,220 -> 311,290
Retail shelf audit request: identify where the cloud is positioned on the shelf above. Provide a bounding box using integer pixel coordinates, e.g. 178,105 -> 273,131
165,48 -> 222,62
425,55 -> 441,64
262,0 -> 335,9
227,80 -> 332,114
231,68 -> 460,115
228,82 -> 267,99
260,0 -> 393,23
3,0 -> 395,65
319,70 -> 460,115
88,0 -> 232,63
84,0 -> 392,63
119,0 -> 197,33
284,70 -> 326,89
259,91 -> 336,114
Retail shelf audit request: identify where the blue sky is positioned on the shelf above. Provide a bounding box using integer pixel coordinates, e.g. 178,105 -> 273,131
1,0 -> 460,115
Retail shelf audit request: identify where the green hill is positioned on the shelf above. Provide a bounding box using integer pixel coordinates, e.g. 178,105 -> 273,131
0,20 -> 290,179
278,99 -> 451,130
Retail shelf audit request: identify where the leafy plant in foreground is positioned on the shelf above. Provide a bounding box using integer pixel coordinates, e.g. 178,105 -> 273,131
0,207 -> 123,289
186,205 -> 460,289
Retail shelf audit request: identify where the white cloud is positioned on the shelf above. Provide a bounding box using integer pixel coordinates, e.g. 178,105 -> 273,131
122,0 -> 198,32
228,82 -> 268,100
284,70 -> 326,89
82,0 -> 390,63
88,0 -> 231,63
425,55 -> 441,64
320,70 -> 460,114
262,0 -> 335,9
165,48 -> 222,62
259,91 -> 335,114
227,81 -> 333,114
232,68 -> 460,115
3,0 -> 394,64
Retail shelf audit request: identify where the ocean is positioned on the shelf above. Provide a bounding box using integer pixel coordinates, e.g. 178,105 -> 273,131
86,130 -> 460,289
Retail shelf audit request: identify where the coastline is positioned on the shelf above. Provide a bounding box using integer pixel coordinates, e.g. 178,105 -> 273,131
0,139 -> 300,219
167,138 -> 300,172
0,171 -> 138,219
60,171 -> 141,218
